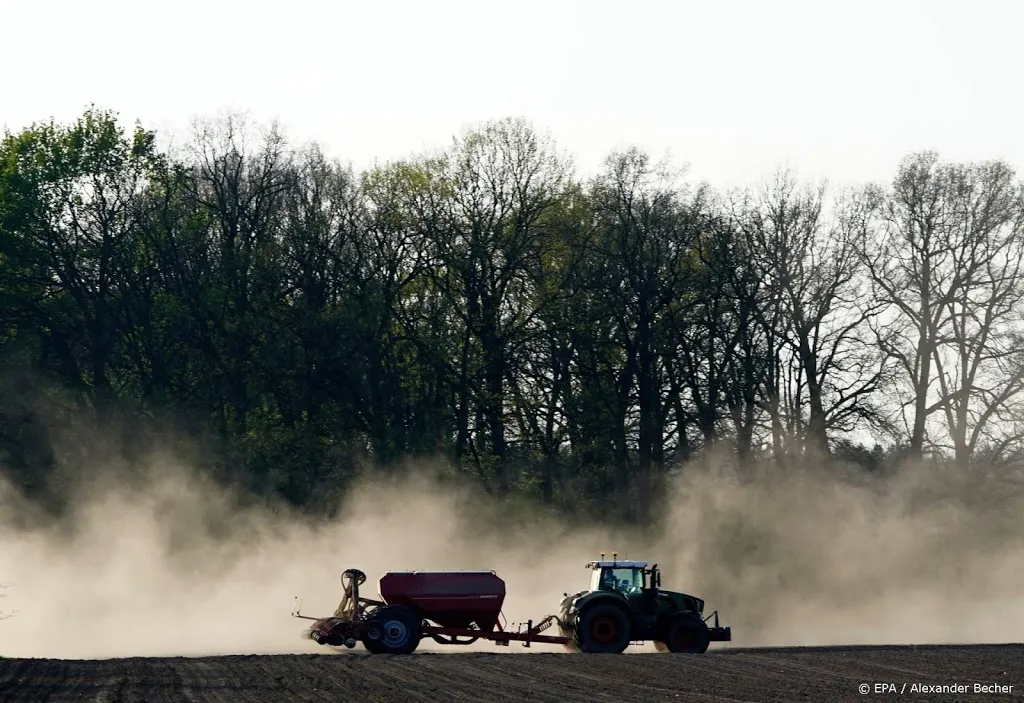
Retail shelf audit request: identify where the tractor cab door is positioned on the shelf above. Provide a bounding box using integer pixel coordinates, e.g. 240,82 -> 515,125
640,585 -> 658,614
638,570 -> 661,616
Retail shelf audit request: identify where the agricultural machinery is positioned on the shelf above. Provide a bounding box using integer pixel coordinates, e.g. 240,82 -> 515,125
292,554 -> 731,654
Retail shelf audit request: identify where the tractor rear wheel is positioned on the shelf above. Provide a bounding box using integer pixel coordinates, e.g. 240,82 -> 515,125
362,606 -> 422,654
655,612 -> 710,653
575,603 -> 631,653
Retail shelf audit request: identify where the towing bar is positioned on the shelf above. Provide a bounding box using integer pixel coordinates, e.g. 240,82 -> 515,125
424,623 -> 571,647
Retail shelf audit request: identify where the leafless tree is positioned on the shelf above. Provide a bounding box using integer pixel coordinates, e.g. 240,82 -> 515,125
416,118 -> 573,492
740,170 -> 890,460
588,148 -> 705,514
859,152 -> 1024,469
177,113 -> 296,443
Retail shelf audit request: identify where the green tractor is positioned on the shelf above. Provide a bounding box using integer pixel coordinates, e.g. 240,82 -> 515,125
558,555 -> 732,653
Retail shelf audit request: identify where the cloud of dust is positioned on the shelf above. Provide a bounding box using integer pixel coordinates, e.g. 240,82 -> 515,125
1,447 -> 1023,659
658,457 -> 1024,647
0,454 -> 626,659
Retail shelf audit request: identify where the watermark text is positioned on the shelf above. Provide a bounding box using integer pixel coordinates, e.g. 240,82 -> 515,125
858,682 -> 1014,695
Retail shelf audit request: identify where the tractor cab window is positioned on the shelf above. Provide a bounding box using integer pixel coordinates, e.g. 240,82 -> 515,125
593,567 -> 643,594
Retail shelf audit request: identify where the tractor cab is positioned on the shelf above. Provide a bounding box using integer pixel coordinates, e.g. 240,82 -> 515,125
585,555 -> 661,597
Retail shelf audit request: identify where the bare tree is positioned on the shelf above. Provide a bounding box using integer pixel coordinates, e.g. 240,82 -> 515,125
415,118 -> 573,492
179,113 -> 295,444
741,170 -> 890,460
860,152 -> 1024,468
588,148 -> 705,514
690,209 -> 775,466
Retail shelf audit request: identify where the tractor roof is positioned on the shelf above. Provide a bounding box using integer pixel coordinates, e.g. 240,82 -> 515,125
586,560 -> 648,569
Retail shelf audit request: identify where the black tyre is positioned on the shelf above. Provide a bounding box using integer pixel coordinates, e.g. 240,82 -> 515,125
656,613 -> 710,653
360,622 -> 383,653
362,606 -> 421,654
575,603 -> 631,653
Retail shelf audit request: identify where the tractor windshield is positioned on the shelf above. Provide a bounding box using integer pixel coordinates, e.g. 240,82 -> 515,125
592,567 -> 643,594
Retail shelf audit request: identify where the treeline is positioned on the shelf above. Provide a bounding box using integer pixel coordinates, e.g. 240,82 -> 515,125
2,108 -> 1023,520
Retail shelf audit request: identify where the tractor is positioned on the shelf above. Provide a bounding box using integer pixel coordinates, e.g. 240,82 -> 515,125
558,554 -> 731,653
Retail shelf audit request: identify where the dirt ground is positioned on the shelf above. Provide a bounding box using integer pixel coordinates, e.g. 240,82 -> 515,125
1,644 -> 1022,702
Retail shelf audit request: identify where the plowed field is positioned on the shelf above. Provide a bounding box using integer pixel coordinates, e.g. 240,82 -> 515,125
2,645 -> 1023,702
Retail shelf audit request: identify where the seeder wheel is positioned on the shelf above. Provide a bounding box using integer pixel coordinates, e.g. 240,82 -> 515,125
361,606 -> 422,654
361,620 -> 384,654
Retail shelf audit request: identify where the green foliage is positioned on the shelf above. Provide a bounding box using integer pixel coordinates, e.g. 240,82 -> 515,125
2,107 -> 1022,523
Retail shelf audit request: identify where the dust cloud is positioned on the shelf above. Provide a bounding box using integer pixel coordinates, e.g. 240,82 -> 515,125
1,447 -> 1024,659
659,458 -> 1024,648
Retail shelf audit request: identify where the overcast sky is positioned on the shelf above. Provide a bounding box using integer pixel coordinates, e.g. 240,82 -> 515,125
4,0 -> 1021,188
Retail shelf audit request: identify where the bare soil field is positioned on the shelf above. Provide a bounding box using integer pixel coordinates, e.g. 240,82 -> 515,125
1,644 -> 1022,702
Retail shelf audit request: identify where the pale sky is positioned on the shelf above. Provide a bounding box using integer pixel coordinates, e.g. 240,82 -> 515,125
3,0 -> 1022,189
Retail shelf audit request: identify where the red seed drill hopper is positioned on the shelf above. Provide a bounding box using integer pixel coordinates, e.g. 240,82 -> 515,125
293,568 -> 567,654
293,558 -> 731,654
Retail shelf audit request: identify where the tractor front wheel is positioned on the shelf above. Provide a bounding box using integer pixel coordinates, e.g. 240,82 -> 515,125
575,603 -> 631,653
655,613 -> 710,653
